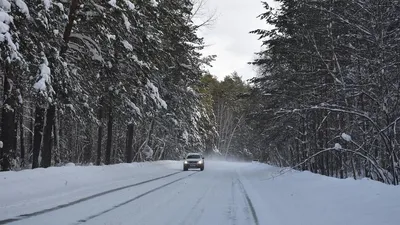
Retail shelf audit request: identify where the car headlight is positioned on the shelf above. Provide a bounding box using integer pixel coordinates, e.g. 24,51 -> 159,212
184,161 -> 188,164
197,160 -> 203,164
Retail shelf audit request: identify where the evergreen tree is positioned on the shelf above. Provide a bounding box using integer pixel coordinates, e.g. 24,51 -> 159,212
0,0 -> 216,170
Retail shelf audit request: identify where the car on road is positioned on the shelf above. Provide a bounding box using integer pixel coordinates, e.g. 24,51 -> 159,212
183,153 -> 204,171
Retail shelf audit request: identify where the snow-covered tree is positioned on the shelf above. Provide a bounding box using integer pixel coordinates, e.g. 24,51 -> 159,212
249,0 -> 400,184
0,0 -> 216,170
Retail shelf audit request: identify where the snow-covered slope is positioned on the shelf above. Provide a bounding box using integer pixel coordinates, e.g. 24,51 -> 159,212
238,163 -> 400,225
1,160 -> 398,225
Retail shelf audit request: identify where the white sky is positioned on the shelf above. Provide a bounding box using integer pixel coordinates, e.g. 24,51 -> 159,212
196,0 -> 279,81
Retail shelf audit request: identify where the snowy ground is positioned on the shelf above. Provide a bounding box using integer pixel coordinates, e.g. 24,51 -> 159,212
1,160 -> 399,225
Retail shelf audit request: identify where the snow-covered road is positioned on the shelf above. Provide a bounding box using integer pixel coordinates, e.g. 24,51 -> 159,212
1,160 -> 399,225
1,161 -> 258,225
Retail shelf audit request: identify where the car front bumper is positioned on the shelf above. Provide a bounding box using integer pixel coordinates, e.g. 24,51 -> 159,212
184,162 -> 203,168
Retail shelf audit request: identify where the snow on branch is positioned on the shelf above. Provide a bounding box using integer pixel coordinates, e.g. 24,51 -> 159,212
0,3 -> 23,61
121,40 -> 133,51
15,0 -> 30,18
121,13 -> 131,32
70,33 -> 104,62
53,2 -> 63,12
309,104 -> 391,148
0,12 -> 12,41
125,97 -> 142,116
43,0 -> 52,11
130,55 -> 148,68
33,53 -> 51,92
143,145 -> 153,159
108,0 -> 117,8
277,104 -> 392,150
0,0 -> 11,11
123,0 -> 135,10
146,79 -> 167,109
150,0 -> 158,7
341,133 -> 352,142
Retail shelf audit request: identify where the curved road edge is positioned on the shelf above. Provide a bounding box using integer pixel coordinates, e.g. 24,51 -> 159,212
236,178 -> 259,225
236,167 -> 281,225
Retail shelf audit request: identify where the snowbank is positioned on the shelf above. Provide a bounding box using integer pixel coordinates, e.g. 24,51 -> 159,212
238,163 -> 400,225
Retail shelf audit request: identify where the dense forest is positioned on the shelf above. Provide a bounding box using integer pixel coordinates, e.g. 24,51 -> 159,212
1,0 -> 400,186
0,0 -> 219,170
249,0 -> 400,185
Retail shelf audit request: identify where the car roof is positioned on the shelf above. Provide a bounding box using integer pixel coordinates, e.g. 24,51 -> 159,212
187,153 -> 202,155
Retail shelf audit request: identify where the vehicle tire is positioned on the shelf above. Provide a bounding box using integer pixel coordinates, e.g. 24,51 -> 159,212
183,166 -> 188,171
200,166 -> 204,171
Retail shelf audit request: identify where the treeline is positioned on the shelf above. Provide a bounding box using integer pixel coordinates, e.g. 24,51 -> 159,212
199,72 -> 254,160
249,0 -> 400,184
0,0 -> 216,171
4,0 -> 398,186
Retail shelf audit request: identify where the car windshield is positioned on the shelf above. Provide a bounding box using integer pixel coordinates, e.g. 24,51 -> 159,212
187,155 -> 201,159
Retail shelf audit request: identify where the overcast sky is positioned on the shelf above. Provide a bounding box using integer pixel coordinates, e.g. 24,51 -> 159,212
196,0 -> 279,81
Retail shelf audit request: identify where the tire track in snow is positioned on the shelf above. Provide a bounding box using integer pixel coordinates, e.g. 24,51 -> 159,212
0,171 -> 183,225
73,171 -> 200,224
177,176 -> 217,225
228,178 -> 237,225
236,178 -> 259,225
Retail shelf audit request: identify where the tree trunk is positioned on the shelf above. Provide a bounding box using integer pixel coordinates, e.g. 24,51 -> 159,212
41,105 -> 56,168
96,97 -> 104,165
351,156 -> 357,180
344,152 -> 348,178
0,70 -> 16,171
13,114 -> 18,159
205,137 -> 212,156
339,152 -> 344,179
61,0 -> 80,55
96,124 -> 103,165
53,110 -> 60,165
28,102 -> 34,163
111,141 -> 116,164
105,105 -> 113,165
74,120 -> 79,162
83,123 -> 92,164
224,114 -> 244,159
391,151 -> 398,185
32,106 -> 45,169
125,123 -> 134,163
20,105 -> 25,167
